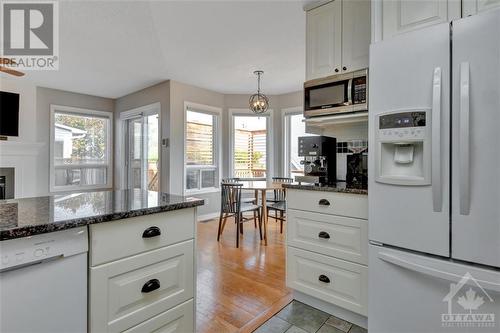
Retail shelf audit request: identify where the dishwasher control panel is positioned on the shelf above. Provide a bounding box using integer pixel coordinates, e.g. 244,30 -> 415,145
0,227 -> 88,271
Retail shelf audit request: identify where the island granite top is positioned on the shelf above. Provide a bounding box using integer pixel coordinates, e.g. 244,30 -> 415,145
0,190 -> 204,241
283,183 -> 368,195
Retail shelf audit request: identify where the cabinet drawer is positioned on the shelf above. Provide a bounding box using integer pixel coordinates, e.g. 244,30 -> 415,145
89,240 -> 194,333
287,190 -> 367,219
287,209 -> 368,264
287,246 -> 368,316
90,208 -> 195,266
123,299 -> 194,333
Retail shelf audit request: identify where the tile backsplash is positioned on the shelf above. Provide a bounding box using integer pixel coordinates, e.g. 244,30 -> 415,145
336,140 -> 368,181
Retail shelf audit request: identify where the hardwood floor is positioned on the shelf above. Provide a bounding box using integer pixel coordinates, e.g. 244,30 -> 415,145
196,215 -> 292,333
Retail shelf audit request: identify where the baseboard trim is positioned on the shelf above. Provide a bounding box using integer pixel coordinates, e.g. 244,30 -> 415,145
197,212 -> 219,222
293,291 -> 368,329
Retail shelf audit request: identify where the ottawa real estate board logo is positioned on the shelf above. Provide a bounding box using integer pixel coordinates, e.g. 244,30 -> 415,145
442,272 -> 496,329
1,1 -> 59,70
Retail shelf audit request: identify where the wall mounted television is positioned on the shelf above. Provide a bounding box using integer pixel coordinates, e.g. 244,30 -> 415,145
0,91 -> 20,137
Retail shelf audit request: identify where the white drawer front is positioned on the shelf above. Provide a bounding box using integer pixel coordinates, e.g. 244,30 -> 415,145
287,246 -> 368,316
90,209 -> 195,266
123,299 -> 194,333
287,209 -> 368,264
90,240 -> 194,333
287,190 -> 368,219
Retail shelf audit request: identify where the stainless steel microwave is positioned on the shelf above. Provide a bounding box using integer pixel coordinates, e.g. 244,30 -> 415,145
304,69 -> 368,118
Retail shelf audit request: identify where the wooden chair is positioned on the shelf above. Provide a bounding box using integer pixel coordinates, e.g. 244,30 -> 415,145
267,177 -> 293,233
222,178 -> 258,227
217,183 -> 262,248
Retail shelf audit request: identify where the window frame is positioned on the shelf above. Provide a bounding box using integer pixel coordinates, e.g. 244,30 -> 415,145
229,108 -> 273,180
183,102 -> 222,195
49,104 -> 113,193
283,106 -> 306,178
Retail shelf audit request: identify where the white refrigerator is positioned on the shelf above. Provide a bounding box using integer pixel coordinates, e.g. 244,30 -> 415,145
368,9 -> 500,333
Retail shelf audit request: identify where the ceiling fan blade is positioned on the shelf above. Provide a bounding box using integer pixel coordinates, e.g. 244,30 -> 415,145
0,66 -> 25,77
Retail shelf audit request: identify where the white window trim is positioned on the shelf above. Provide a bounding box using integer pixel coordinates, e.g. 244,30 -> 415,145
49,104 -> 113,193
282,106 -> 303,178
228,108 -> 273,180
117,102 -> 161,191
183,101 -> 222,195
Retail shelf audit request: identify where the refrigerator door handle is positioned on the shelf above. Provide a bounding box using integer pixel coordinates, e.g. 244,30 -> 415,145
378,252 -> 500,292
432,67 -> 442,212
459,62 -> 470,215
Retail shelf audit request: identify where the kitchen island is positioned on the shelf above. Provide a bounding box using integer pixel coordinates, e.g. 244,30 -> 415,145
0,189 -> 203,333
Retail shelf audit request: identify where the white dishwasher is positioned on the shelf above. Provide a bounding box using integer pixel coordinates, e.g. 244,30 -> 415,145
0,227 -> 88,333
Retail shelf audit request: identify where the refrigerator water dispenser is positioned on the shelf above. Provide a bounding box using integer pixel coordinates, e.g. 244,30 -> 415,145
375,110 -> 430,185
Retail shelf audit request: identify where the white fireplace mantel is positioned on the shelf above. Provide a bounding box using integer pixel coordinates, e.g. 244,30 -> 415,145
0,141 -> 46,198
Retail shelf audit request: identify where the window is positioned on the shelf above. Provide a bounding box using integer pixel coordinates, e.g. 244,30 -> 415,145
232,114 -> 269,179
284,111 -> 317,178
50,105 -> 113,192
184,106 -> 220,192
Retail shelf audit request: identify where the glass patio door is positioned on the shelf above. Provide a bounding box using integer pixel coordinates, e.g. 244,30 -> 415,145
126,114 -> 159,191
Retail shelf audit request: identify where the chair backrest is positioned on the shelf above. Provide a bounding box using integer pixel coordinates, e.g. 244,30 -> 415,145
272,177 -> 293,201
221,178 -> 240,184
272,177 -> 293,183
220,183 -> 242,214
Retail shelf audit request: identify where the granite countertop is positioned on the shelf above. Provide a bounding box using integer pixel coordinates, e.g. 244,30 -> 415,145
283,182 -> 368,195
0,189 -> 204,241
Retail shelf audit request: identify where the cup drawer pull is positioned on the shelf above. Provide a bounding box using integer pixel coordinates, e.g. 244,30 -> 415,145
318,231 -> 330,239
141,279 -> 161,293
318,199 -> 330,206
318,275 -> 330,283
142,226 -> 161,238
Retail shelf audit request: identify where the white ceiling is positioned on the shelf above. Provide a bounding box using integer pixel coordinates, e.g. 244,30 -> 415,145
3,0 -> 306,99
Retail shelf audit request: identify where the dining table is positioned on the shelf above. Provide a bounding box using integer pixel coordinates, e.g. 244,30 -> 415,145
239,180 -> 285,246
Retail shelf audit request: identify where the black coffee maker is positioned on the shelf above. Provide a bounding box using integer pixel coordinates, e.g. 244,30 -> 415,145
298,136 -> 336,185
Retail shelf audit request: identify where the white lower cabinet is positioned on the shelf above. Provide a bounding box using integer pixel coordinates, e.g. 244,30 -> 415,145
89,210 -> 196,333
286,189 -> 368,318
123,300 -> 194,333
287,247 -> 368,316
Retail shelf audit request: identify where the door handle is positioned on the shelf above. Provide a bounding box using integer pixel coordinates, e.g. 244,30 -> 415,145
459,62 -> 470,215
378,252 -> 500,293
318,199 -> 330,206
141,279 -> 161,293
318,274 -> 331,283
142,226 -> 161,238
318,231 -> 330,239
432,67 -> 442,212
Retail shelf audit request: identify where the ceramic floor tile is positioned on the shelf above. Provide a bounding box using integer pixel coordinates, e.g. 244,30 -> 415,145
276,301 -> 330,333
254,316 -> 292,333
324,316 -> 352,332
348,325 -> 367,333
284,325 -> 309,333
316,324 -> 345,333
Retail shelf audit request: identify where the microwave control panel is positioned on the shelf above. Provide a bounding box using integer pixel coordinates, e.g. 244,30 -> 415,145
353,76 -> 367,104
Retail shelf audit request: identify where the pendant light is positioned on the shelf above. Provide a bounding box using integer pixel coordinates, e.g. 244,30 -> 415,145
249,70 -> 269,114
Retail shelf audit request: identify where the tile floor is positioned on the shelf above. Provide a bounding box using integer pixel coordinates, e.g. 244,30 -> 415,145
254,300 -> 367,333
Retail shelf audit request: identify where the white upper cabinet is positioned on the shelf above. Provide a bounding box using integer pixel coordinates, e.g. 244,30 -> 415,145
372,0 -> 461,42
306,0 -> 342,80
306,0 -> 370,81
342,0 -> 371,73
463,0 -> 500,16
